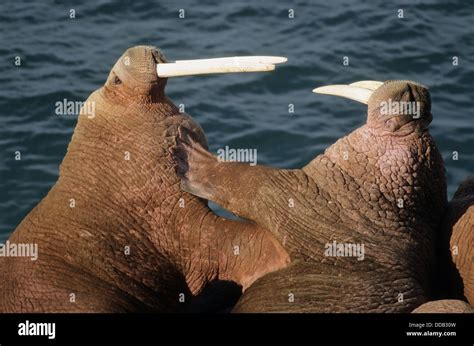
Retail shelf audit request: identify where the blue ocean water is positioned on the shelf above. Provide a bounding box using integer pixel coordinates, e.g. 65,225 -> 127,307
0,0 -> 473,241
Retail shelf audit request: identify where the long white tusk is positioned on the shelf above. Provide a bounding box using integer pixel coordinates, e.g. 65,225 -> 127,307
312,85 -> 373,104
349,80 -> 383,91
157,62 -> 275,78
175,56 -> 287,65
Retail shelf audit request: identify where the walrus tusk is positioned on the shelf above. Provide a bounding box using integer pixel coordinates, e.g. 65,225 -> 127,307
157,62 -> 277,77
312,85 -> 373,104
156,55 -> 287,77
174,56 -> 287,65
349,80 -> 383,91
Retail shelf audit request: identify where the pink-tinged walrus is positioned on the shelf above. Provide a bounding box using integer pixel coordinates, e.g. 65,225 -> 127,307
175,80 -> 453,312
0,46 -> 289,312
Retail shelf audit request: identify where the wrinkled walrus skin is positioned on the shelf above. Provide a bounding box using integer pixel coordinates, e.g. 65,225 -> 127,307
413,299 -> 474,313
444,176 -> 474,305
419,176 -> 474,312
175,80 -> 449,312
0,46 -> 289,312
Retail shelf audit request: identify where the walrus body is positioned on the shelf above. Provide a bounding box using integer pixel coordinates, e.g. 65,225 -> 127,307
0,46 -> 288,312
439,176 -> 474,305
176,80 -> 448,312
413,299 -> 473,313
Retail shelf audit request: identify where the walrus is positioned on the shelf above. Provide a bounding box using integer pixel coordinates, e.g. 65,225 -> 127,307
174,80 -> 449,312
412,299 -> 474,313
412,175 -> 474,313
0,45 -> 289,312
437,175 -> 474,306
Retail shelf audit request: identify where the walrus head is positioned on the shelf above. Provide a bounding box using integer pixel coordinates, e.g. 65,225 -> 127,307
104,45 -> 286,102
313,80 -> 432,136
105,46 -> 169,101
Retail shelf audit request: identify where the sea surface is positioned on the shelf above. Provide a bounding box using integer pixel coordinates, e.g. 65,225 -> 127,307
0,0 -> 473,241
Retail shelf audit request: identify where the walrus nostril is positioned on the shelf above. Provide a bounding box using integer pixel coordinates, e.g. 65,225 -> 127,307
113,75 -> 122,85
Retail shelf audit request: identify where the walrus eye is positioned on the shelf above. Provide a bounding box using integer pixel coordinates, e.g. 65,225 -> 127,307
113,75 -> 122,85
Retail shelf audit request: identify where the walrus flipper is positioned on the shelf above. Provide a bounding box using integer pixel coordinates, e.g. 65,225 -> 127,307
173,125 -> 283,219
172,126 -> 219,200
173,125 -> 316,257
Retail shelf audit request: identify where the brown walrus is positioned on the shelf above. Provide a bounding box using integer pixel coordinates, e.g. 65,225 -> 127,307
0,45 -> 289,312
412,176 -> 474,312
174,80 -> 449,312
436,175 -> 474,306
413,299 -> 473,313
448,176 -> 474,306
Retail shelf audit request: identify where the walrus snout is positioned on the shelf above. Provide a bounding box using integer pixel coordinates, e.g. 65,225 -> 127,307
104,45 -> 168,99
117,45 -> 167,81
367,80 -> 432,133
313,80 -> 432,135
